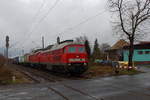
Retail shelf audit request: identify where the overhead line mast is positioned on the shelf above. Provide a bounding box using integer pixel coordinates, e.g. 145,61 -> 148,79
42,36 -> 45,49
5,35 -> 9,58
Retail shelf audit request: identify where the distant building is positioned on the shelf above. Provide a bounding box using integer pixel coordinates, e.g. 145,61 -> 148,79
123,42 -> 150,64
106,40 -> 150,64
106,39 -> 129,61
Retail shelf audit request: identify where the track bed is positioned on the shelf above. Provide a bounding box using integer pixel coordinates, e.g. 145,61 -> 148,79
10,64 -> 100,100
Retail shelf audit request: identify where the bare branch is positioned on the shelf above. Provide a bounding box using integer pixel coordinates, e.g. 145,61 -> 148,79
109,0 -> 150,66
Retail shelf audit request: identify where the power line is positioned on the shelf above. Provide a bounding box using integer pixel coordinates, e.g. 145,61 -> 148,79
12,0 -> 47,48
62,9 -> 106,33
25,0 -> 47,38
21,0 -> 61,48
26,0 -> 61,41
31,40 -> 41,48
13,3 -> 106,55
9,41 -> 19,49
38,0 -> 61,23
55,9 -> 106,38
32,0 -> 46,20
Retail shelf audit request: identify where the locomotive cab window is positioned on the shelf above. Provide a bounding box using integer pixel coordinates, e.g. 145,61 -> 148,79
68,47 -> 76,53
78,47 -> 85,53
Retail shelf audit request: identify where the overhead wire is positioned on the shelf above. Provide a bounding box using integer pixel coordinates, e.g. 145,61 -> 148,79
70,10 -> 106,32
51,9 -> 107,48
11,0 -> 47,48
31,40 -> 41,48
10,0 -> 61,57
38,0 -> 61,23
19,0 -> 61,48
13,1 -> 106,55
32,0 -> 46,20
56,9 -> 106,37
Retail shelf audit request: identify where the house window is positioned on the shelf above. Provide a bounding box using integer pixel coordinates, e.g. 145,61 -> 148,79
145,51 -> 150,54
138,51 -> 143,55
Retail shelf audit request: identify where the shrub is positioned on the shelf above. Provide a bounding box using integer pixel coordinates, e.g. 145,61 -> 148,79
0,54 -> 6,67
0,66 -> 13,84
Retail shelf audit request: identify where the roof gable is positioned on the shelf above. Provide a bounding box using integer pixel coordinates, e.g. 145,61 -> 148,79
111,39 -> 129,50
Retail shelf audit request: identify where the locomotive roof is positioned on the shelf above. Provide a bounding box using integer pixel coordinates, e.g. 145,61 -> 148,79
41,41 -> 84,53
28,40 -> 84,54
51,42 -> 76,50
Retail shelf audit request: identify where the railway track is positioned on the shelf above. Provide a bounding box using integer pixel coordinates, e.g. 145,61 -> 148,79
12,64 -> 101,100
47,86 -> 70,100
13,64 -> 65,82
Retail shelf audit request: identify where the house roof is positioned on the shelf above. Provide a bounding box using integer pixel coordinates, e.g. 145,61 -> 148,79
124,43 -> 150,49
110,39 -> 129,50
139,41 -> 150,44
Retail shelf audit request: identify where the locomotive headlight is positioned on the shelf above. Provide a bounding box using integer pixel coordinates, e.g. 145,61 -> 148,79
84,63 -> 87,66
68,63 -> 71,66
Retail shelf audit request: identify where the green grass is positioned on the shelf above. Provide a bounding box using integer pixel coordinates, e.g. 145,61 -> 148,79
83,65 -> 143,79
0,79 -> 23,85
0,65 -> 30,85
116,69 -> 142,75
0,80 -> 14,85
145,66 -> 150,68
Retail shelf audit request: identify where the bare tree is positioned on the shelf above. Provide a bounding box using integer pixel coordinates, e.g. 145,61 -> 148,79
109,0 -> 150,67
75,36 -> 91,59
100,43 -> 111,53
75,36 -> 87,43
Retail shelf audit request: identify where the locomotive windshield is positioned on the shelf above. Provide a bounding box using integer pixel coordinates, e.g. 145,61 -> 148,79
78,47 -> 85,53
65,46 -> 85,53
68,47 -> 76,53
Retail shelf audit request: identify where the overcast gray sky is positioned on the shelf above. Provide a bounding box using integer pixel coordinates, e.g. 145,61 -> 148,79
0,0 -> 149,57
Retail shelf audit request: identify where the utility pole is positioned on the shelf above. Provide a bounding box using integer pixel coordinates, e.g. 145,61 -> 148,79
42,36 -> 44,49
22,49 -> 24,55
6,35 -> 9,58
57,36 -> 60,44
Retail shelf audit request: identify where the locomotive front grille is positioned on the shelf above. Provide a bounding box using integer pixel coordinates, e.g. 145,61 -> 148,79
69,58 -> 86,62
68,62 -> 88,66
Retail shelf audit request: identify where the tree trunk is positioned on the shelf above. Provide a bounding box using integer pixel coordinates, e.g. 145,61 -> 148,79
128,38 -> 134,68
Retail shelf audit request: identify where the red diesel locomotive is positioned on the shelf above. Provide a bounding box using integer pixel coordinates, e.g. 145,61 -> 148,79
23,40 -> 88,75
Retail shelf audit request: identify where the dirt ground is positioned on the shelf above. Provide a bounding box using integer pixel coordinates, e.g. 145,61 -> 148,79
82,65 -> 115,78
0,63 -> 142,85
0,66 -> 149,100
82,65 -> 142,79
0,64 -> 31,85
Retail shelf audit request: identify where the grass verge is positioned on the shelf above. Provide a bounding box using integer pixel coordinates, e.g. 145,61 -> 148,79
0,65 -> 31,85
116,69 -> 142,75
145,66 -> 150,68
82,65 -> 142,79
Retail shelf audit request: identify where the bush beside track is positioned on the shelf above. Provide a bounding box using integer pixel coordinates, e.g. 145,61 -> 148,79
0,54 -> 143,85
0,55 -> 31,85
82,64 -> 142,79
